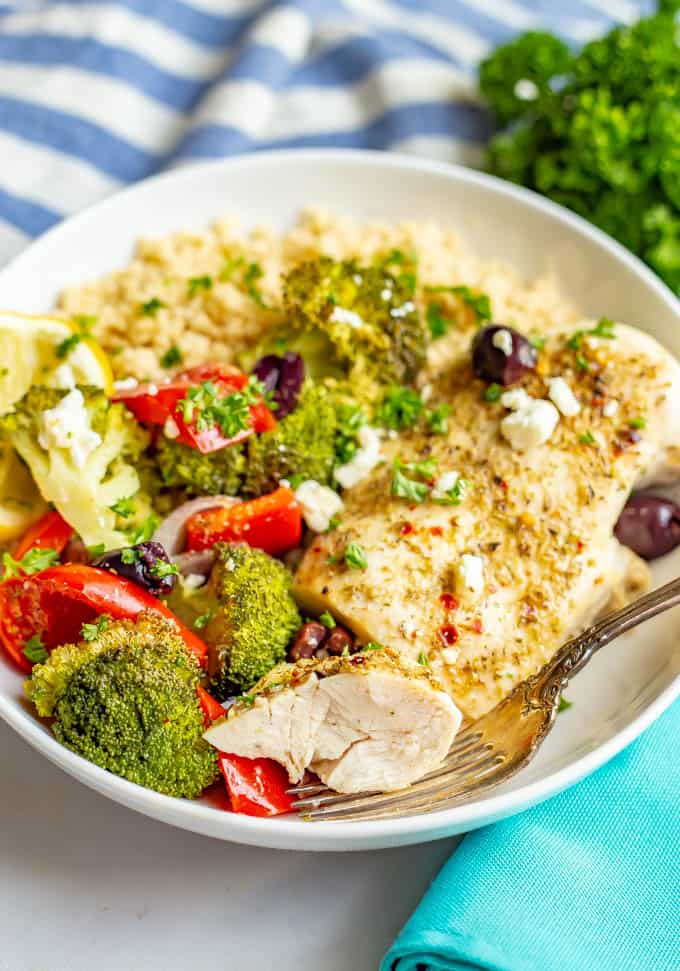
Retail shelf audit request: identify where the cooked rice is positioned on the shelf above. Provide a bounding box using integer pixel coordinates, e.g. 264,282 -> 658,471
57,208 -> 581,381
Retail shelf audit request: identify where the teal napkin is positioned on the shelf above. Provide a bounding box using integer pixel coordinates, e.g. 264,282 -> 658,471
383,701 -> 679,971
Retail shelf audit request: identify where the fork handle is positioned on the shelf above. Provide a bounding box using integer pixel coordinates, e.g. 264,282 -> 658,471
540,575 -> 680,697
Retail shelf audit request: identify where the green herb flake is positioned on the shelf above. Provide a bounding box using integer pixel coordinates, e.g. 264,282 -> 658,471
22,635 -> 49,665
55,333 -> 81,359
219,255 -> 246,281
194,611 -> 213,630
140,297 -> 165,317
341,645 -> 350,657
377,385 -> 424,430
179,375 -> 265,439
558,696 -> 573,713
362,641 -> 385,652
417,651 -> 429,666
590,317 -> 616,339
435,477 -> 469,506
344,542 -> 368,570
629,416 -> 646,430
86,543 -> 106,558
484,382 -> 502,403
160,345 -> 183,369
81,616 -> 109,642
73,315 -> 97,332
120,547 -> 139,565
2,546 -> 60,579
575,353 -> 589,372
319,610 -> 336,629
529,334 -> 546,350
325,516 -> 341,533
150,560 -> 180,580
127,515 -> 159,545
187,275 -> 213,298
426,302 -> 449,339
244,262 -> 268,307
425,285 -> 492,324
425,403 -> 451,435
110,496 -> 135,519
391,460 -> 431,504
579,431 -> 596,445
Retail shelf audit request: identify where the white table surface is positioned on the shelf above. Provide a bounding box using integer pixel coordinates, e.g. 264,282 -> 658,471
0,720 -> 460,971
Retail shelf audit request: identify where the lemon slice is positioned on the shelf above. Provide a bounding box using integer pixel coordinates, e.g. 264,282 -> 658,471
0,310 -> 113,415
0,441 -> 48,544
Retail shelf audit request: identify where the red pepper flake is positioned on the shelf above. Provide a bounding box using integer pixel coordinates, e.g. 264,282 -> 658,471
471,617 -> 483,634
438,624 -> 459,646
312,546 -> 322,553
400,521 -> 415,536
576,540 -> 585,552
430,525 -> 444,537
439,592 -> 458,611
350,655 -> 367,666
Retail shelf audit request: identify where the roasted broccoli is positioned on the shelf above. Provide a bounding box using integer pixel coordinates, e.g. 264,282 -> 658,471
155,436 -> 245,496
479,3 -> 680,294
271,257 -> 427,401
0,385 -> 151,548
172,543 -> 301,699
242,381 -> 341,496
25,612 -> 218,798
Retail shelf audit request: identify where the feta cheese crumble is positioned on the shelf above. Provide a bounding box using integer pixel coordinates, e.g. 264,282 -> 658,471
330,306 -> 364,329
500,391 -> 559,451
113,377 -> 139,392
334,425 -> 383,489
514,78 -> 539,101
456,554 -> 484,594
547,376 -> 581,417
431,470 -> 459,501
492,329 -> 514,356
390,301 -> 415,319
38,388 -> 102,468
52,364 -> 76,390
184,573 -> 206,590
295,480 -> 344,533
163,417 -> 180,439
603,399 -> 619,418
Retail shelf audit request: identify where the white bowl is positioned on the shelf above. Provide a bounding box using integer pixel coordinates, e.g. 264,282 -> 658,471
0,150 -> 678,852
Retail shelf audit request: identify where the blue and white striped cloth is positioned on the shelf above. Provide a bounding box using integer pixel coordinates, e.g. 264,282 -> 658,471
0,0 -> 653,267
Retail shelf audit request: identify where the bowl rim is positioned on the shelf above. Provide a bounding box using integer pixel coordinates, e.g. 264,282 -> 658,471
0,147 -> 678,851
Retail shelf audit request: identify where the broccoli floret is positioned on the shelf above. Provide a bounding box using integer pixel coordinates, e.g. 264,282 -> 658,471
155,436 -> 245,496
242,382 -> 340,496
276,257 -> 427,401
25,612 -> 218,798
0,385 -> 152,548
479,6 -> 680,295
174,543 -> 301,699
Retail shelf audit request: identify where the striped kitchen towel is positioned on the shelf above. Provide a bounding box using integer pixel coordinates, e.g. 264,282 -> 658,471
0,0 -> 654,266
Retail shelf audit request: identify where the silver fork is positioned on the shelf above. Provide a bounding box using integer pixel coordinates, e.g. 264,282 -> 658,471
289,575 -> 680,822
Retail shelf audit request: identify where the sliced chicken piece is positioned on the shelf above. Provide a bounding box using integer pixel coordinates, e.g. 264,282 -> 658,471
204,649 -> 462,793
294,321 -> 680,720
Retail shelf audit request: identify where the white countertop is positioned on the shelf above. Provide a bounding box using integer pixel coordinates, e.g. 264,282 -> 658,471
0,720 -> 459,971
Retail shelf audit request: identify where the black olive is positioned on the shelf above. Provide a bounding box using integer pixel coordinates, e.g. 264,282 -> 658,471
253,351 -> 305,418
614,494 -> 680,560
472,325 -> 537,386
93,541 -> 178,597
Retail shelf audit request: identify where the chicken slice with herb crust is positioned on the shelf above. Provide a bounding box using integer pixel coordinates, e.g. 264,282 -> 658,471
293,321 -> 680,721
203,649 -> 462,793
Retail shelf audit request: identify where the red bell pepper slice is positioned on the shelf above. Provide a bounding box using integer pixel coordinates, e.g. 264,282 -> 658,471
198,686 -> 294,817
218,753 -> 295,818
0,564 -> 207,673
12,510 -> 74,561
185,487 -> 302,556
113,364 -> 276,454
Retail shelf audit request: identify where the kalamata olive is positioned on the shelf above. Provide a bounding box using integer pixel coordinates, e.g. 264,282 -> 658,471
614,494 -> 680,560
93,540 -> 178,597
289,621 -> 327,661
253,351 -> 305,418
325,626 -> 356,656
472,325 -> 537,386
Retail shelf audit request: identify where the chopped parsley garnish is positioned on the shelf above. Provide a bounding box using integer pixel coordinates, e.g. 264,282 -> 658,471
81,616 -> 109,642
325,516 -> 341,533
484,383 -> 502,403
362,641 -> 385,652
529,333 -> 546,350
86,543 -> 106,558
73,314 -> 97,332
219,255 -> 246,281
381,247 -> 418,296
425,403 -> 451,436
344,542 -> 368,570
579,431 -> 596,445
23,635 -> 48,665
377,385 -> 424,430
426,302 -> 449,339
629,416 -> 646,430
127,514 -> 159,544
558,696 -> 573,713
424,285 -> 492,325
568,318 -> 616,352
140,297 -> 165,317
319,610 -> 336,629
160,344 -> 183,369
194,611 -> 213,630
179,375 -> 265,438
120,547 -> 140,565
2,546 -> 60,578
187,275 -> 213,298
55,332 -> 81,359
335,402 -> 365,463
417,651 -> 429,666
110,497 -> 135,519
391,458 -> 434,504
150,560 -> 180,580
575,353 -> 589,371
341,645 -> 350,657
434,477 -> 468,506
244,262 -> 267,307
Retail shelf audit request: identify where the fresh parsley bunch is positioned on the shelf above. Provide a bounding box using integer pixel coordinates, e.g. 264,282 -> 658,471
479,1 -> 680,295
